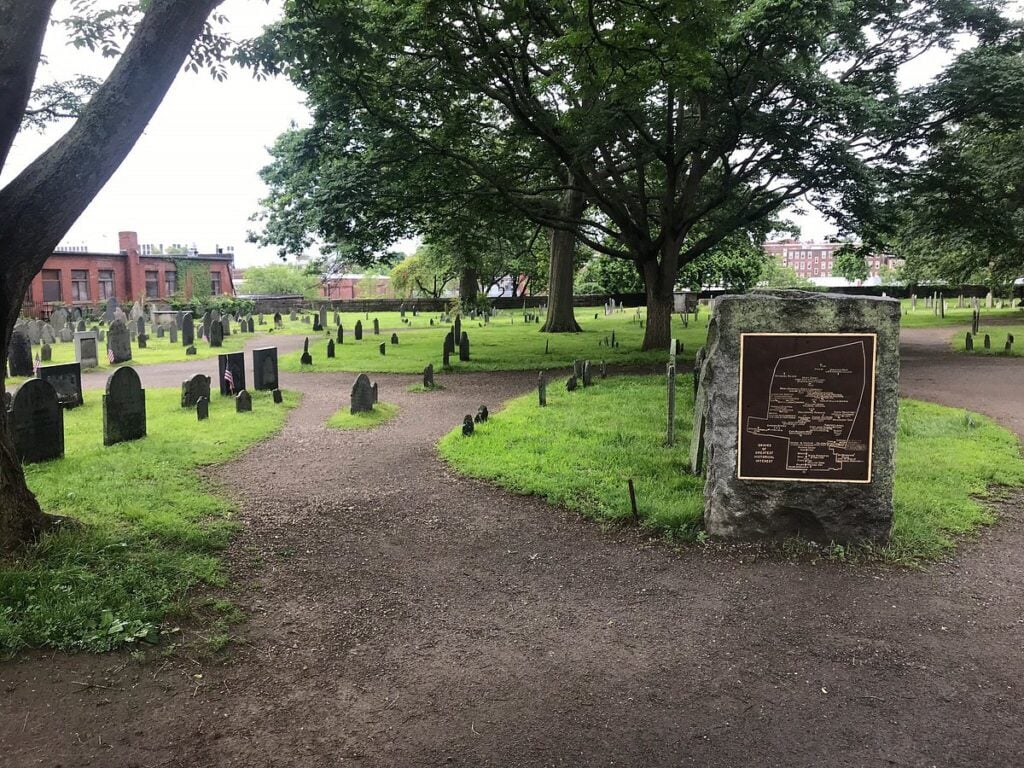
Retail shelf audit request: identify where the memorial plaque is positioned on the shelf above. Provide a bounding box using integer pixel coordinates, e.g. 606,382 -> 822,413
737,333 -> 876,483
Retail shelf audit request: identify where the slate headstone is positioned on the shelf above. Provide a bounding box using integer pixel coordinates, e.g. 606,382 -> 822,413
8,326 -> 33,377
59,327 -> 74,343
26,320 -> 42,345
354,320 -> 363,341
209,319 -> 224,348
186,345 -> 197,356
454,315 -> 462,342
181,374 -> 211,408
246,317 -> 255,334
236,390 -> 253,413
351,374 -> 375,414
379,342 -> 386,356
41,324 -> 56,344
10,379 -> 64,463
327,339 -> 336,358
51,307 -> 68,332
103,366 -> 146,446
319,306 -> 327,330
275,312 -> 283,328
462,415 -> 474,436
423,363 -> 434,389
373,318 -> 380,335
107,319 -> 132,364
252,347 -> 279,391
459,332 -> 470,362
391,333 -> 399,345
221,316 -> 231,337
218,352 -> 246,396
337,324 -> 344,344
38,362 -> 83,408
182,312 -> 195,346
301,338 -> 313,366
272,389 -> 283,404
169,325 -> 178,344
41,343 -> 52,362
538,372 -> 546,407
196,397 -> 209,421
566,375 -> 578,391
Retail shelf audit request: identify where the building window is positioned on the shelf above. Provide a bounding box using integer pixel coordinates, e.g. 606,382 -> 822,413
98,270 -> 115,300
164,271 -> 177,295
211,272 -> 222,295
24,287 -> 34,305
71,269 -> 90,301
42,269 -> 62,302
145,270 -> 159,298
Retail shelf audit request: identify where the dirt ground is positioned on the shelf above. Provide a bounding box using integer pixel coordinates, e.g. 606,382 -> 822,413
2,326 -> 1023,768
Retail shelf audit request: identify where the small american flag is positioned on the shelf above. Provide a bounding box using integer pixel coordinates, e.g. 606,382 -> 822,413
223,366 -> 235,393
108,346 -> 115,364
33,354 -> 41,376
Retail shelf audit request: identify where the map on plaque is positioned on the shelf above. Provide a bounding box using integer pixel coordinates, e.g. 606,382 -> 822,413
737,333 -> 877,483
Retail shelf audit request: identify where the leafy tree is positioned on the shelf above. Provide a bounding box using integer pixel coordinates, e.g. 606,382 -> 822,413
389,249 -> 456,299
757,259 -> 813,289
833,249 -> 871,284
241,264 -> 320,298
576,255 -> 643,296
254,0 -> 1003,349
1,0 -> 229,552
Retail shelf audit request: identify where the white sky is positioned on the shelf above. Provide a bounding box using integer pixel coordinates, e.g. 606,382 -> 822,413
4,2 -> 1013,266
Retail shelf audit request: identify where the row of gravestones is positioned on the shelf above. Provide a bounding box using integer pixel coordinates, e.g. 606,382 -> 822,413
4,367 -> 147,464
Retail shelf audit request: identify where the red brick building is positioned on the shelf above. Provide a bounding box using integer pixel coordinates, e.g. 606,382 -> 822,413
319,274 -> 392,300
762,240 -> 899,281
22,231 -> 235,318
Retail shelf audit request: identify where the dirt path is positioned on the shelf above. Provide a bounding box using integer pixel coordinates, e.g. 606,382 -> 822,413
3,331 -> 1024,767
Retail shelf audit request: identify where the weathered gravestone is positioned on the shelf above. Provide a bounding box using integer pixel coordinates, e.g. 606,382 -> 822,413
354,320 -> 363,341
38,362 -> 83,408
136,317 -> 146,337
41,324 -> 56,344
51,307 -> 68,332
236,390 -> 253,413
10,379 -> 64,463
169,325 -> 178,344
966,332 -> 974,352
289,310 -> 298,322
40,343 -> 52,362
334,311 -> 340,326
379,342 -> 386,356
462,415 -> 474,436
209,319 -> 224,348
59,327 -> 74,343
319,306 -> 328,330
301,338 -> 313,366
156,325 -> 165,339
538,372 -> 547,406
373,318 -> 380,335
690,291 -> 899,544
103,367 -> 147,446
8,326 -> 33,376
182,312 -> 195,346
272,389 -> 283,404
106,319 -> 132,364
423,363 -> 434,389
246,317 -> 255,334
475,405 -> 489,423
351,374 -> 375,414
327,339 -> 336,358
454,315 -> 461,342
566,374 -> 578,391
391,333 -> 399,345
218,352 -> 246,396
196,397 -> 209,420
275,312 -> 283,328
181,374 -> 211,408
186,345 -> 197,355
337,324 -> 344,344
137,333 -> 147,349
459,332 -> 470,362
26,320 -> 42,345
252,347 -> 279,391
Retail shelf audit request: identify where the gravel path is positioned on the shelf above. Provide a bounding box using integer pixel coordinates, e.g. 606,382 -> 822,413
2,326 -> 1024,768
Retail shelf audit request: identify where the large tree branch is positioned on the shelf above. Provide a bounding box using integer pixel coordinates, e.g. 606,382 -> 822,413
0,0 -> 56,170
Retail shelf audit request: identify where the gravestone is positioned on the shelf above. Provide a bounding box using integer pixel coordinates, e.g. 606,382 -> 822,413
103,367 -> 147,446
137,333 -> 147,349
275,312 -> 283,328
582,361 -> 592,387
462,415 -> 474,436
538,372 -> 547,406
59,327 -> 74,343
156,325 -> 165,339
319,306 -> 327,329
444,330 -> 455,358
176,310 -> 184,329
966,332 -> 974,352
10,379 -> 64,463
354,320 -> 363,340
181,374 -> 211,408
113,307 -> 127,324
258,313 -> 266,326
691,291 -> 899,544
459,332 -> 470,361
41,343 -> 52,362
182,312 -> 195,346
26,320 -> 42,345
373,318 -> 380,335
334,311 -> 340,326
136,317 -> 146,338
303,315 -> 310,324
196,397 -> 209,421
272,389 -> 283,404
129,302 -> 143,322
201,310 -> 212,340
106,319 -> 132,364
443,347 -> 451,368
289,310 -> 298,321
379,342 -> 386,356
566,375 -> 578,391
391,333 -> 399,345
337,324 -> 344,344
246,317 -> 255,334
252,347 -> 279,391
41,324 -> 56,344
51,307 -> 68,332
221,315 -> 231,337
984,334 -> 991,350
301,338 -> 313,366
218,352 -> 246,396
8,326 -> 33,376
423,363 -> 434,389
351,374 -> 375,414
327,339 -> 336,358
475,405 -> 489,423
454,315 -> 461,342
39,362 -> 83,408
186,345 -> 197,355
236,390 -> 253,413
169,325 -> 178,344
209,319 -> 224,348
312,316 -> 322,332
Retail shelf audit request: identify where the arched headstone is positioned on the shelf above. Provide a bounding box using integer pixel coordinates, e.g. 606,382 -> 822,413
103,367 -> 146,446
10,379 -> 64,463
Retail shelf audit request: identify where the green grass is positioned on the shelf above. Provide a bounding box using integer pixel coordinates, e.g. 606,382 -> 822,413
438,375 -> 1024,562
951,324 -> 1024,357
898,299 -> 1022,328
0,387 -> 297,655
326,401 -> 399,429
281,308 -> 709,374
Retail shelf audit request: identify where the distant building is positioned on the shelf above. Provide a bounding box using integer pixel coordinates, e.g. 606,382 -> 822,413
763,240 -> 900,284
22,231 -> 235,318
320,274 -> 392,300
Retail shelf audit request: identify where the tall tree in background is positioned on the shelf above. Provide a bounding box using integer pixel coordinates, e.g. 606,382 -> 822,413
255,0 -> 1003,349
0,0 -> 228,552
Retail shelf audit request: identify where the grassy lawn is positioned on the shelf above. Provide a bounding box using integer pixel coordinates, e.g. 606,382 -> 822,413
899,299 -> 1022,328
0,387 -> 297,655
438,375 -> 1024,562
280,308 -> 710,374
326,401 -> 399,429
951,324 -> 1024,357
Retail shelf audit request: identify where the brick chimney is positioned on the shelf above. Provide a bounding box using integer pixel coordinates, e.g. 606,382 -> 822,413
118,230 -> 143,301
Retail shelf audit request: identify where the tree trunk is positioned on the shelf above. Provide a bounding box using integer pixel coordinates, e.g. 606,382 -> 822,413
541,183 -> 584,333
0,0 -> 225,553
641,257 -> 674,351
459,266 -> 478,307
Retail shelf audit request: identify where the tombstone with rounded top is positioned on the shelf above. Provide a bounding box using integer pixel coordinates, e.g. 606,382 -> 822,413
10,379 -> 64,463
103,366 -> 146,446
351,374 -> 375,414
181,374 -> 211,408
106,319 -> 132,364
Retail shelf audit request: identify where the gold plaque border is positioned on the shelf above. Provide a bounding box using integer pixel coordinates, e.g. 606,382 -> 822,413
736,332 -> 878,484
